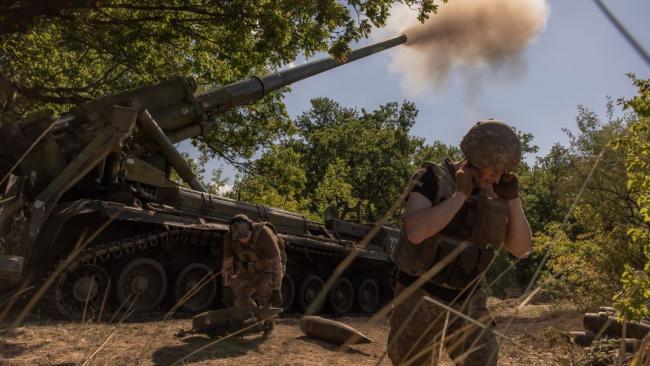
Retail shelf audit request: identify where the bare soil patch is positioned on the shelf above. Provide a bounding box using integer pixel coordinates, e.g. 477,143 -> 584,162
0,299 -> 584,365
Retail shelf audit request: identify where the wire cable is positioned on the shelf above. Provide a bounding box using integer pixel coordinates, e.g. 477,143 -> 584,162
592,0 -> 650,67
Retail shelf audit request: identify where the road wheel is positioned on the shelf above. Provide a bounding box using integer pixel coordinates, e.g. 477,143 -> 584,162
53,264 -> 111,320
281,273 -> 295,312
298,274 -> 324,314
357,278 -> 380,314
328,277 -> 354,315
173,262 -> 216,313
115,257 -> 167,312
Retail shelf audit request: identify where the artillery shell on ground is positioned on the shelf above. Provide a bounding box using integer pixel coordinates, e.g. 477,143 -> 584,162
583,312 -> 650,340
567,330 -> 640,351
299,315 -> 373,345
598,306 -> 616,314
176,306 -> 283,338
568,330 -> 597,347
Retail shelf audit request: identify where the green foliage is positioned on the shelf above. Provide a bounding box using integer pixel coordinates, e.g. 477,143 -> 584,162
414,141 -> 463,165
519,143 -> 571,232
615,264 -> 650,320
485,252 -> 522,298
612,76 -> 650,320
527,78 -> 650,311
232,98 -> 458,222
294,98 -> 423,220
231,143 -> 315,219
534,222 -> 638,305
313,158 -> 357,216
0,1 -> 438,121
194,91 -> 296,164
511,106 -> 635,301
0,1 -> 441,165
514,128 -> 540,163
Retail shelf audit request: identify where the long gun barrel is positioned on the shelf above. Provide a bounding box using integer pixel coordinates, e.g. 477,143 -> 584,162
58,35 -> 405,153
148,35 -> 407,146
177,35 -> 406,142
201,35 -> 406,115
1,35 -> 406,193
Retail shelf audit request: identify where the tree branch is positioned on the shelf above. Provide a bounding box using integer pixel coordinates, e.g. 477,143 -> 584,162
0,0 -> 99,34
12,82 -> 89,104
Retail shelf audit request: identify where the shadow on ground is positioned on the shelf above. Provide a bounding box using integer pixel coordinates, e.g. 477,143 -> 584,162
151,334 -> 267,365
0,335 -> 43,360
295,336 -> 371,356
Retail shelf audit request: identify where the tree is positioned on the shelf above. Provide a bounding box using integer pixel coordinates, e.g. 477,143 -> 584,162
1,1 -> 442,165
295,98 -> 425,220
520,143 -> 571,233
312,158 -> 356,216
227,141 -> 315,218
233,98 -> 430,222
169,152 -> 229,195
0,1 -> 437,117
613,76 -> 650,320
413,140 -> 462,165
531,96 -> 648,306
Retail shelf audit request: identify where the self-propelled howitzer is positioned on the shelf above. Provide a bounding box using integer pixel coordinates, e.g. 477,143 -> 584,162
0,36 -> 405,318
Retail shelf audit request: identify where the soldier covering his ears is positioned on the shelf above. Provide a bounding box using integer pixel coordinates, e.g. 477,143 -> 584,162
221,214 -> 285,334
388,120 -> 532,365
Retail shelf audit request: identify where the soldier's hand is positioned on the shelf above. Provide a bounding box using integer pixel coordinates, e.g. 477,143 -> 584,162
493,172 -> 519,199
269,289 -> 283,308
455,161 -> 477,198
222,287 -> 233,306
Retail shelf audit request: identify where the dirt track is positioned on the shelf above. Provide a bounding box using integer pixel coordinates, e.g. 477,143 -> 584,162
0,300 -> 584,365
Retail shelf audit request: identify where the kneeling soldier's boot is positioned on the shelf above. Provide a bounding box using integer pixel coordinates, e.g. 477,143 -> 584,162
263,320 -> 274,336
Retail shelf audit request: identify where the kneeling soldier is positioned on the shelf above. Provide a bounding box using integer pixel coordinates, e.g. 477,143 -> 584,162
221,214 -> 285,334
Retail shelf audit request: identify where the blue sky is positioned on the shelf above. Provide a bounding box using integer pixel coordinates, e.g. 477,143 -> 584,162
187,0 -> 650,189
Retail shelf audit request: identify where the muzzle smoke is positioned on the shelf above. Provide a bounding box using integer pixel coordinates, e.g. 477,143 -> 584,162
382,0 -> 549,95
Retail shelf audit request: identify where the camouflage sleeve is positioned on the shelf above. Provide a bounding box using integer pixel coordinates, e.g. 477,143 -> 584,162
270,256 -> 283,289
222,234 -> 233,259
258,226 -> 280,260
222,235 -> 234,286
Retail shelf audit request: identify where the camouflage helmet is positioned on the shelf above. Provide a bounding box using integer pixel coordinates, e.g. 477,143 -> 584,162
229,214 -> 253,241
460,119 -> 521,172
229,214 -> 252,226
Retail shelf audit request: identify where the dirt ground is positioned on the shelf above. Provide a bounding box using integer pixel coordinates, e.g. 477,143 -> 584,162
0,299 -> 585,366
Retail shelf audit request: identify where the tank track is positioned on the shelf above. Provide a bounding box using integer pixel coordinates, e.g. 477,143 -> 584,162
74,228 -> 220,267
63,230 -> 360,268
41,228 -> 221,318
40,227 -> 389,318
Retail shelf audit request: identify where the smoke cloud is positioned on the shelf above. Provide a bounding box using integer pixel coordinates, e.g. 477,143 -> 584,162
378,0 -> 549,96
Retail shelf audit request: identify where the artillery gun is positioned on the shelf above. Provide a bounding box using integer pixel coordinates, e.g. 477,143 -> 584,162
0,36 -> 406,319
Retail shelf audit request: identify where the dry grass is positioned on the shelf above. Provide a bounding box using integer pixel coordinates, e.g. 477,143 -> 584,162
0,141 -> 604,366
0,299 -> 585,366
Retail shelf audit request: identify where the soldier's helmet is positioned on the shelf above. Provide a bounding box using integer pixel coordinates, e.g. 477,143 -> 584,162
229,214 -> 253,241
460,119 -> 521,172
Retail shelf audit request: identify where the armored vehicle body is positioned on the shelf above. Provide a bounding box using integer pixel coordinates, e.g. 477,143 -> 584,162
0,36 -> 406,319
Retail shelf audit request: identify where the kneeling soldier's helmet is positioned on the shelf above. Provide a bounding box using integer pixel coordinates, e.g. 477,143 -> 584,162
229,214 -> 253,241
460,119 -> 521,172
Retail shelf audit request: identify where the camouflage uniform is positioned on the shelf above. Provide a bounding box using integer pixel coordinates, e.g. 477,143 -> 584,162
387,283 -> 498,366
231,271 -> 274,308
223,220 -> 284,310
389,120 -> 522,366
387,160 -> 502,365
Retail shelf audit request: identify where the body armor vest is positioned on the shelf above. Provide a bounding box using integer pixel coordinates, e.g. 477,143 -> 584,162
391,161 -> 508,289
231,222 -> 286,273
